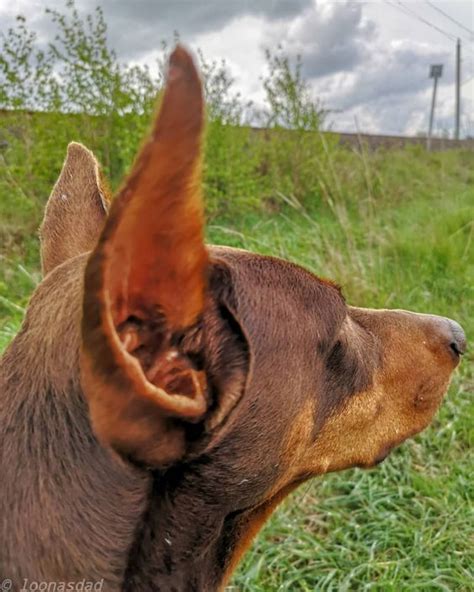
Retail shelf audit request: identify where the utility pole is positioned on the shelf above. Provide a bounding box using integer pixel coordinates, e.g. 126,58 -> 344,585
427,64 -> 443,151
455,38 -> 461,140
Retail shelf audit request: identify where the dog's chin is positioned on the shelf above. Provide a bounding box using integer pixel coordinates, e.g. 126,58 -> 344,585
371,448 -> 392,467
361,422 -> 434,469
357,438 -> 407,469
355,452 -> 391,470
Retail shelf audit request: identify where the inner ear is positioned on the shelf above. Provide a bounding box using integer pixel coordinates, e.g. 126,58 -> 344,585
116,312 -> 206,400
199,262 -> 252,437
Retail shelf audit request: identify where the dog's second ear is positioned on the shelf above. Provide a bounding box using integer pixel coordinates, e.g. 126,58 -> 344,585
81,46 -> 246,468
40,142 -> 109,275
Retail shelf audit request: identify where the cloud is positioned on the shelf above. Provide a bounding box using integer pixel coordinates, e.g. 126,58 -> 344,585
264,1 -> 376,79
323,38 -> 453,135
333,91 -> 432,136
330,41 -> 451,110
94,0 -> 314,31
1,0 -> 314,61
260,1 -> 456,136
1,0 -> 469,135
86,0 -> 315,60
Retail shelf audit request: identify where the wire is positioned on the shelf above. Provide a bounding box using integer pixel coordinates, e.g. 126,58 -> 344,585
385,0 -> 457,41
461,74 -> 474,86
424,1 -> 474,39
384,0 -> 474,58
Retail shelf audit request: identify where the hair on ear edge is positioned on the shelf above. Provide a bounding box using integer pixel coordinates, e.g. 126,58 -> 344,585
39,142 -> 110,276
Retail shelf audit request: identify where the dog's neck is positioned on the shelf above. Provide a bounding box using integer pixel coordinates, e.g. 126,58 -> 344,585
0,345 -> 264,592
124,477 -> 234,591
0,366 -> 240,591
123,465 -> 289,592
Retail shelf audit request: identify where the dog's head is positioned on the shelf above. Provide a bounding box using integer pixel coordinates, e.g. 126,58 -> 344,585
35,46 -> 464,583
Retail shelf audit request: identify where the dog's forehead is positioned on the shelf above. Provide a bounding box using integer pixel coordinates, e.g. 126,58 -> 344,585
210,246 -> 341,298
209,245 -> 346,338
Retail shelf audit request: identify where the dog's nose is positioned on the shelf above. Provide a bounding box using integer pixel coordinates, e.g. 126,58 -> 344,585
430,316 -> 467,358
446,319 -> 467,356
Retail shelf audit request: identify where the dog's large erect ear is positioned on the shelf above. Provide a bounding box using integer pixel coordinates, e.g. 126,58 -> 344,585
81,46 -> 217,467
40,142 -> 109,275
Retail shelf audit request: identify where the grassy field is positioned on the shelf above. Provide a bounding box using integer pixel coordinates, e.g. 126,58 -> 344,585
1,130 -> 472,590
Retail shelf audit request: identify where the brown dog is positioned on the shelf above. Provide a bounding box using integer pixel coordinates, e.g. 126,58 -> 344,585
0,46 -> 466,591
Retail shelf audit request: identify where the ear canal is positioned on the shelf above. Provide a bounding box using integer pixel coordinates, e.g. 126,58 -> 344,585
80,45 -> 209,467
40,142 -> 109,275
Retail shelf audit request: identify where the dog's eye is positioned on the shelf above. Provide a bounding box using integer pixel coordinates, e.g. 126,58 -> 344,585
326,340 -> 344,371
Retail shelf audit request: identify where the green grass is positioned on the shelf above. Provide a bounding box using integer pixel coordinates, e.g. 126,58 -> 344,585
1,132 -> 473,590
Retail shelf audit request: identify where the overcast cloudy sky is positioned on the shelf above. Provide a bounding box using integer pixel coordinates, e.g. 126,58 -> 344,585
1,0 -> 473,136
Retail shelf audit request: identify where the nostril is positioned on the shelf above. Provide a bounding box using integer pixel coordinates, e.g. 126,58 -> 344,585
447,319 -> 467,357
450,341 -> 464,357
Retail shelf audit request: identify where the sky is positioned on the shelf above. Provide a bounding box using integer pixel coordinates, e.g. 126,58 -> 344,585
1,0 -> 473,136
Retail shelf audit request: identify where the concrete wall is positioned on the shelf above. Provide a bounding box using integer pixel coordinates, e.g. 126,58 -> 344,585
334,131 -> 474,152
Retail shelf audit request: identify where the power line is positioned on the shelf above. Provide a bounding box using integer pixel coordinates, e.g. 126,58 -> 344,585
424,1 -> 474,39
461,74 -> 474,86
385,0 -> 457,41
382,0 -> 473,139
384,0 -> 474,57
462,46 -> 474,59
